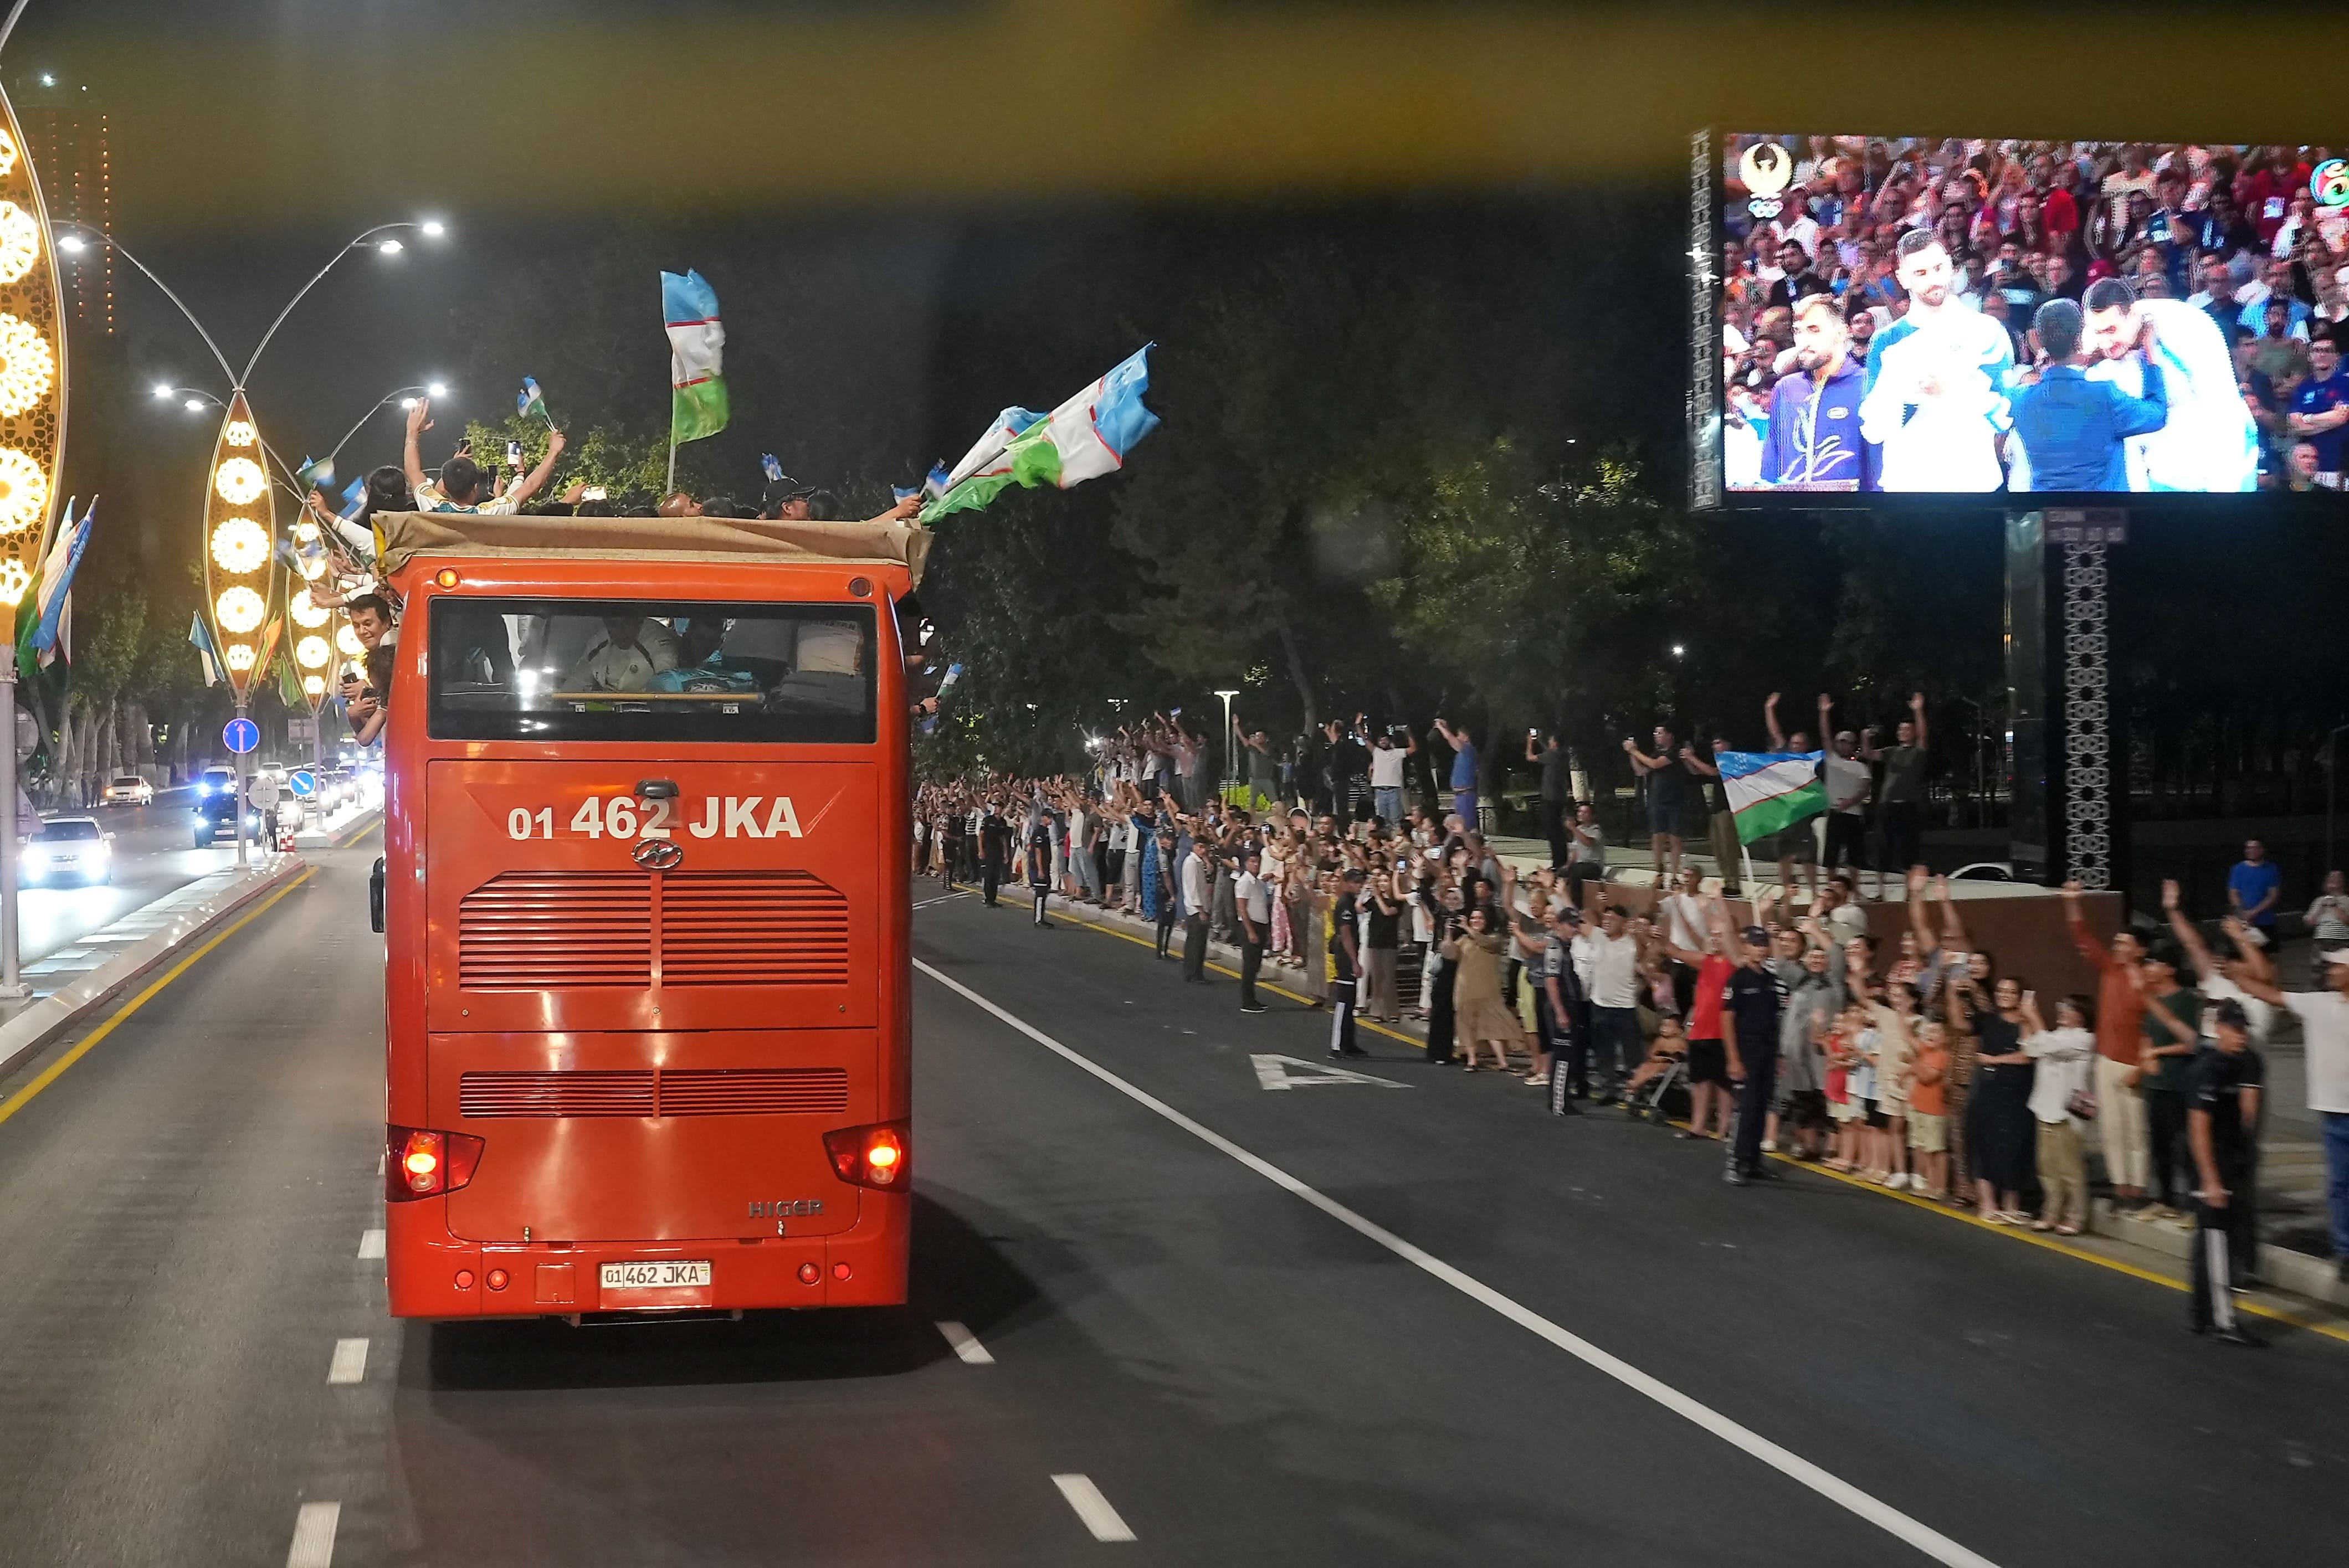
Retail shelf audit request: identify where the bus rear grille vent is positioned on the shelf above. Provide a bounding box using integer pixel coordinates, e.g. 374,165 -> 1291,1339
459,1068 -> 848,1119
659,871 -> 851,988
459,872 -> 652,989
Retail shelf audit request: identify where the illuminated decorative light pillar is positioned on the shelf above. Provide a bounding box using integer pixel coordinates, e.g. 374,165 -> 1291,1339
289,576 -> 334,769
202,390 -> 279,868
0,84 -> 69,1000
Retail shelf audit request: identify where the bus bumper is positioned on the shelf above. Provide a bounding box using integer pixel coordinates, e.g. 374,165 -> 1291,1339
385,1191 -> 911,1318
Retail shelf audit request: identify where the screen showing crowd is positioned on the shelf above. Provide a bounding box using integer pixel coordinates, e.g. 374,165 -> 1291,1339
1717,136 -> 2348,496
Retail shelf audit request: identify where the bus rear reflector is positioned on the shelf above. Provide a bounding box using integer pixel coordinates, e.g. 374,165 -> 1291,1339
823,1121 -> 909,1189
386,1125 -> 486,1202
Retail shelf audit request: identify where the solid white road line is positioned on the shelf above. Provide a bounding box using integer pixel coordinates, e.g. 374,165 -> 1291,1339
913,892 -> 970,910
327,1338 -> 368,1385
915,959 -> 2001,1568
936,1319 -> 994,1364
357,1228 -> 384,1260
1050,1474 -> 1136,1543
285,1500 -> 341,1568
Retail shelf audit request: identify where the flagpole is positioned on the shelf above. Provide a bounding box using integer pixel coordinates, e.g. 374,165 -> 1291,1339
234,700 -> 250,871
665,435 -> 678,497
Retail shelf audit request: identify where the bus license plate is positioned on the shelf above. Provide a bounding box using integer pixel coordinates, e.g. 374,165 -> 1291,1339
599,1259 -> 712,1291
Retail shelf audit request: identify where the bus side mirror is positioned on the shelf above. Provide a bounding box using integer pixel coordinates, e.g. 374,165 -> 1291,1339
370,856 -> 387,934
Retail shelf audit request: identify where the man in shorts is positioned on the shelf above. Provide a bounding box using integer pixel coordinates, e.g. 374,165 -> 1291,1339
1660,893 -> 1737,1140
1624,726 -> 1696,884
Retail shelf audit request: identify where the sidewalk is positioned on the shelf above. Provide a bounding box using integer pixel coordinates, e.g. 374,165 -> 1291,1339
942,873 -> 2349,1335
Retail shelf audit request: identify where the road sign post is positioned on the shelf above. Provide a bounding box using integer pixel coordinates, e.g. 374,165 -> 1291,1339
224,711 -> 258,870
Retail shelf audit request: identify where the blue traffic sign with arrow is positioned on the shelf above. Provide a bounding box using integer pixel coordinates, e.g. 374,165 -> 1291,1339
223,717 -> 259,755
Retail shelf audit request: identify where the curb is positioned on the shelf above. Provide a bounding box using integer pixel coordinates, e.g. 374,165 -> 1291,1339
328,806 -> 384,849
0,856 -> 311,1082
2094,1200 -> 2347,1309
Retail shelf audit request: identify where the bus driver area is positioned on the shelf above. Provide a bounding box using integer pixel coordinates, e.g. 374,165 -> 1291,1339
371,512 -> 922,1320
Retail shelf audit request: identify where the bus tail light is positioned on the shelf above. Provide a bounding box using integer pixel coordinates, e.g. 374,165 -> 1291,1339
385,1125 -> 486,1202
823,1121 -> 909,1190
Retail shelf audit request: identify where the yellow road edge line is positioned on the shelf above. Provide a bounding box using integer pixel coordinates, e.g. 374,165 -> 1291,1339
0,868 -> 317,1130
928,877 -> 2349,1345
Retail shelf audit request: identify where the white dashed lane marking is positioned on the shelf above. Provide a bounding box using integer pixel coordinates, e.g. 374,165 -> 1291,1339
356,1228 -> 384,1260
327,1338 -> 368,1385
285,1500 -> 340,1567
935,1320 -> 994,1364
917,959 -> 2002,1568
1051,1474 -> 1136,1543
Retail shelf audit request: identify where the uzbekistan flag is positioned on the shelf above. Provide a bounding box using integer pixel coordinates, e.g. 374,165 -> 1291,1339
661,270 -> 729,445
1717,749 -> 1826,845
518,377 -> 551,425
922,345 -> 1160,522
29,498 -> 90,657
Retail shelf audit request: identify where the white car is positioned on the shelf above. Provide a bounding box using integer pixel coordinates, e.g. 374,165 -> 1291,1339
101,773 -> 154,806
23,816 -> 112,886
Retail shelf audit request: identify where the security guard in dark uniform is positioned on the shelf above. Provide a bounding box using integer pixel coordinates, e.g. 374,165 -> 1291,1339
1723,924 -> 1786,1186
2187,999 -> 2264,1345
978,804 -> 1012,907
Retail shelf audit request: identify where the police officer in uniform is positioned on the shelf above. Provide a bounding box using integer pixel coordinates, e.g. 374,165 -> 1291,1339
2187,999 -> 2265,1345
1025,810 -> 1056,928
978,802 -> 1012,907
1327,867 -> 1367,1057
1724,924 -> 1787,1185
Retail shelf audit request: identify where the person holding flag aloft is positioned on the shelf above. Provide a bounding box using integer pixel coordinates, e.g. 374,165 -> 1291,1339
403,397 -> 565,516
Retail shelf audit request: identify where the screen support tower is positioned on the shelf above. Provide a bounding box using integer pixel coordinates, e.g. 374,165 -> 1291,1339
2006,509 -> 2129,898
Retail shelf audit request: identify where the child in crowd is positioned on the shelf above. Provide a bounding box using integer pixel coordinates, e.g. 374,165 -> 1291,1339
1850,1011 -> 1881,1178
1623,1012 -> 1689,1101
1824,1005 -> 1862,1169
1905,1017 -> 1952,1200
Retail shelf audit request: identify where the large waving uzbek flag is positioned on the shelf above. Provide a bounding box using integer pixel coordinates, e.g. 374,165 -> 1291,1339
661,270 -> 729,445
1717,749 -> 1825,844
922,345 -> 1160,522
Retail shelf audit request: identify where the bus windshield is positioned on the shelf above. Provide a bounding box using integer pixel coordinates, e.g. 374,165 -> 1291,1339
428,597 -> 877,745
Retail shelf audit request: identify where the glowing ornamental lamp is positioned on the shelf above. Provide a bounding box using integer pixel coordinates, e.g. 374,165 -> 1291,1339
201,390 -> 279,701
334,621 -> 364,659
0,110 -> 65,628
295,635 -> 330,670
289,586 -> 330,628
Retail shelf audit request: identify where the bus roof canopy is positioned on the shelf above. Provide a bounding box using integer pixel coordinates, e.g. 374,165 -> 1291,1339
373,512 -> 930,588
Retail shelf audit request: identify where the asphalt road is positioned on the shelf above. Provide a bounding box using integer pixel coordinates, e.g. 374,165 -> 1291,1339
0,854 -> 2340,1567
14,786 -> 368,968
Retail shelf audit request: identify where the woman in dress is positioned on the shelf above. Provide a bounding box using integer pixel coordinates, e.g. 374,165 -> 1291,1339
1962,974 -> 2038,1223
1443,906 -> 1517,1073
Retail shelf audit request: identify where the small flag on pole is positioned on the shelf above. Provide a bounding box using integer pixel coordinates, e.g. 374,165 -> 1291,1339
518,377 -> 552,426
338,476 -> 365,520
295,455 -> 335,496
1717,750 -> 1827,844
892,485 -> 920,503
29,498 -> 89,657
661,270 -> 730,445
762,453 -> 785,484
188,612 -> 222,687
922,461 -> 952,501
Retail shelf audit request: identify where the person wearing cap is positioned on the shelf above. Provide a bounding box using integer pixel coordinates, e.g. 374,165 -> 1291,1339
2232,942 -> 2349,1287
1723,922 -> 1788,1185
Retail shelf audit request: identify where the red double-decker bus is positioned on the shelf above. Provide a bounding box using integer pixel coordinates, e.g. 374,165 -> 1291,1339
372,513 -> 922,1318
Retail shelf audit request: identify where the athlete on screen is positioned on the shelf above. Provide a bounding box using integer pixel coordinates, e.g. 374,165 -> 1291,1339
1858,232 -> 2017,491
2078,277 -> 2261,492
1760,294 -> 1878,490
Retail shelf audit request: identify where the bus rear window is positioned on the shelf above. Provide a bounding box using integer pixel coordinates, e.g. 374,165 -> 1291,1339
428,597 -> 876,744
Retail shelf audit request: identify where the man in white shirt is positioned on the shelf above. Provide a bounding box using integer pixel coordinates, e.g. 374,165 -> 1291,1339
1659,867 -> 1708,1016
2234,948 -> 2349,1283
1859,232 -> 2016,492
1234,847 -> 1273,1014
1362,721 -> 1415,826
403,396 -> 566,515
1179,840 -> 1214,985
1584,905 -> 1644,1103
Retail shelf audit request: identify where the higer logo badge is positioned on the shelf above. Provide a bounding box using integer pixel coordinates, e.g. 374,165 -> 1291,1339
633,838 -> 684,870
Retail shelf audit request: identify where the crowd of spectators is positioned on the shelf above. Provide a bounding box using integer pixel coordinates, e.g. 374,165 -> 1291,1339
1721,137 -> 2348,492
915,758 -> 2349,1344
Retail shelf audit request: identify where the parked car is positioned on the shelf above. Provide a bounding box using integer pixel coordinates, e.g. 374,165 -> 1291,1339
100,773 -> 154,806
24,816 -> 112,886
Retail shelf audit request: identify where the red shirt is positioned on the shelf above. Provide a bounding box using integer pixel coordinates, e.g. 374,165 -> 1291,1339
2044,187 -> 2080,240
1687,954 -> 1734,1041
2068,913 -> 2146,1065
